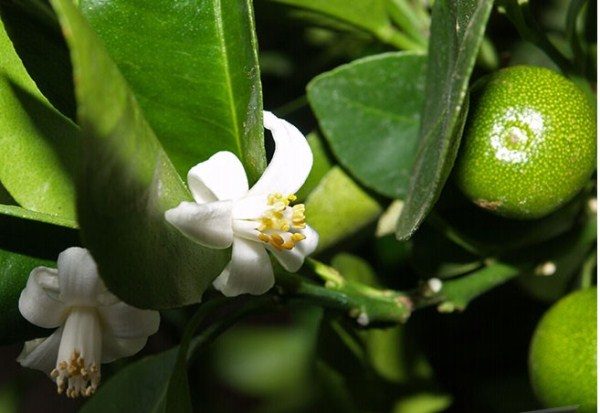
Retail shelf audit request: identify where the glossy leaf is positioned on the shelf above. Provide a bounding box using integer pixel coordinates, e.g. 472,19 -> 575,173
308,52 -> 426,198
305,167 -> 382,253
0,204 -> 77,229
0,203 -> 79,344
80,0 -> 266,182
396,0 -> 494,240
80,348 -> 179,413
0,19 -> 78,221
0,248 -> 51,345
0,0 -> 76,119
49,0 -> 229,308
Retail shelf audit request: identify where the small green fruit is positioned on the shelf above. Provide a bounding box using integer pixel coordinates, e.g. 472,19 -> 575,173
455,66 -> 596,219
529,288 -> 597,412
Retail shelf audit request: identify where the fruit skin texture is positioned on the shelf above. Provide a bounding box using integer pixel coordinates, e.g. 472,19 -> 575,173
529,288 -> 597,412
455,66 -> 596,219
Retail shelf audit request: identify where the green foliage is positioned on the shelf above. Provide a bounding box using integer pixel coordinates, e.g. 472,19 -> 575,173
0,0 -> 596,410
396,0 -> 494,240
49,0 -> 229,308
305,167 -> 382,253
0,248 -> 51,345
296,132 -> 334,201
308,52 -> 426,198
0,19 -> 78,222
80,0 -> 266,182
80,347 -> 179,413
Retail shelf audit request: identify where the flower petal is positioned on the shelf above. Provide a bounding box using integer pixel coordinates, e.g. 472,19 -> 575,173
165,201 -> 234,249
232,194 -> 267,220
56,247 -> 102,306
17,328 -> 62,375
98,302 -> 160,339
19,267 -> 68,329
248,111 -> 313,196
212,238 -> 274,296
101,336 -> 149,363
188,151 -> 249,203
268,225 -> 319,272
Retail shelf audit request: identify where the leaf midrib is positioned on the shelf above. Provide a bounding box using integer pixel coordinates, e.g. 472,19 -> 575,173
213,0 -> 243,156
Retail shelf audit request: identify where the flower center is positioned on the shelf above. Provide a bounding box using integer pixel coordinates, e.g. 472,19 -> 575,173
256,193 -> 307,250
52,308 -> 102,398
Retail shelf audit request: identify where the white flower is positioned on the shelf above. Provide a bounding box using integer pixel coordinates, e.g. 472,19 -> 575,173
165,111 -> 319,297
17,247 -> 160,398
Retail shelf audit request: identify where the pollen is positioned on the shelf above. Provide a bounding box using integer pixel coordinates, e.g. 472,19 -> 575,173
51,350 -> 100,398
257,193 -> 307,250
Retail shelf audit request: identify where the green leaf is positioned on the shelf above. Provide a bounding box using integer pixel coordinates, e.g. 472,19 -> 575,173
212,306 -> 322,397
0,18 -> 78,221
0,204 -> 77,229
49,0 -> 229,308
331,253 -> 378,286
396,0 -> 494,240
80,348 -> 179,413
80,0 -> 266,182
296,132 -> 334,201
0,248 -> 51,345
305,167 -> 382,253
0,0 -> 76,119
393,393 -> 452,413
308,52 -> 427,198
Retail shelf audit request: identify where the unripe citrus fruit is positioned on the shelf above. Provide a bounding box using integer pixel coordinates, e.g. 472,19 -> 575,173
529,288 -> 597,411
455,66 -> 596,219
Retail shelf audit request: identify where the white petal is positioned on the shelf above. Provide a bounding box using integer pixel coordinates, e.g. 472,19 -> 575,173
188,152 -> 249,203
248,111 -> 313,196
17,328 -> 62,374
56,247 -> 102,306
232,195 -> 268,220
165,201 -> 234,249
268,225 -> 319,272
19,267 -> 68,329
98,302 -> 160,339
212,238 -> 274,296
101,336 -> 149,363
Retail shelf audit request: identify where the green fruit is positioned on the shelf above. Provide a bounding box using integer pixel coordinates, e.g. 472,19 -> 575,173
455,66 -> 596,219
529,288 -> 597,411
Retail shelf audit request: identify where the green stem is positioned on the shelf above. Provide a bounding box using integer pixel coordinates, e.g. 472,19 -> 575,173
579,250 -> 596,289
274,95 -> 308,117
376,25 -> 427,52
427,211 -> 484,256
275,270 -> 412,326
